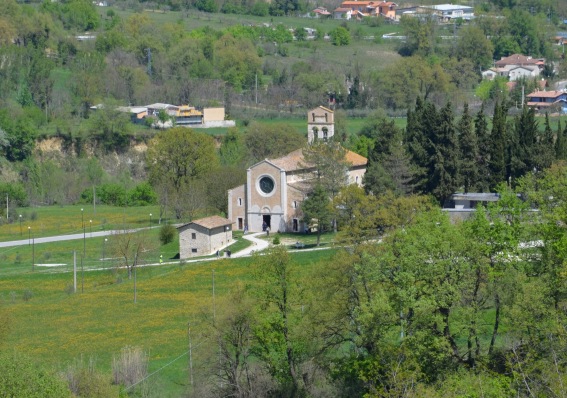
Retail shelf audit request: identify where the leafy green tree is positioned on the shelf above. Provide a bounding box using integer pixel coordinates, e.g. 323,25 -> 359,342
456,25 -> 494,70
215,34 -> 262,91
62,0 -> 100,31
0,353 -> 71,397
301,184 -> 331,246
398,15 -> 436,57
86,104 -> 131,152
146,127 -> 218,219
376,57 -> 450,110
195,0 -> 218,12
252,246 -> 306,395
329,26 -> 350,46
243,122 -> 304,164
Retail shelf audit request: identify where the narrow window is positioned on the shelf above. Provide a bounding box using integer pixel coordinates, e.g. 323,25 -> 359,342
292,200 -> 297,209
312,113 -> 315,122
322,127 -> 328,141
191,233 -> 196,239
238,198 -> 242,206
191,248 -> 197,253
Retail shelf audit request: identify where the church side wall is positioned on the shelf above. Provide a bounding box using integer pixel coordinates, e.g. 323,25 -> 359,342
228,185 -> 246,230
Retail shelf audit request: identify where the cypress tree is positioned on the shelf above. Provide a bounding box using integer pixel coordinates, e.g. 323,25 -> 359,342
534,113 -> 555,170
458,103 -> 479,193
406,97 -> 432,193
431,102 -> 460,203
555,120 -> 567,160
515,105 -> 538,173
489,101 -> 507,189
475,103 -> 491,191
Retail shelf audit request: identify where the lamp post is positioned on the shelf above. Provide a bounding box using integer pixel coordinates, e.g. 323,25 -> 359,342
81,208 -> 85,256
102,238 -> 107,264
19,214 -> 22,236
28,226 -> 30,246
89,219 -> 92,237
149,213 -> 152,229
32,234 -> 35,272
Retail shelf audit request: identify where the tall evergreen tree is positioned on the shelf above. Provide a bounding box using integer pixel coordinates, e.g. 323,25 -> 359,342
555,120 -> 567,161
489,101 -> 507,189
431,102 -> 460,203
515,105 -> 538,174
534,113 -> 555,171
405,97 -> 430,192
458,103 -> 479,193
475,103 -> 491,191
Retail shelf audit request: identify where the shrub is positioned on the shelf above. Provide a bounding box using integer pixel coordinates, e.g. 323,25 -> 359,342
159,224 -> 176,245
0,352 -> 71,397
272,235 -> 280,245
65,358 -> 118,398
22,290 -> 33,302
112,346 -> 148,388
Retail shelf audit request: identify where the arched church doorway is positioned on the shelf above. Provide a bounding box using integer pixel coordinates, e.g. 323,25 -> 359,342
262,214 -> 271,230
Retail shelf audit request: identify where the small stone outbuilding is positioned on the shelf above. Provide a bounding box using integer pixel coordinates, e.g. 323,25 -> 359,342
177,216 -> 233,259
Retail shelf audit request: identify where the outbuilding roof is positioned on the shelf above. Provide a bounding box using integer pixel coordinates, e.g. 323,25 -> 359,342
178,215 -> 232,230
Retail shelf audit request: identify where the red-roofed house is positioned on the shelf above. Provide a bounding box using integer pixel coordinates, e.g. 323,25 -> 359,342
227,107 -> 367,233
338,1 -> 397,19
526,90 -> 567,113
495,54 -> 545,69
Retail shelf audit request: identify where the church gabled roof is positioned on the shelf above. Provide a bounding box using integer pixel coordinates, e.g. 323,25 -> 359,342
268,147 -> 367,172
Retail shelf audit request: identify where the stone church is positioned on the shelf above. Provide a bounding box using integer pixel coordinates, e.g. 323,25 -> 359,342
227,106 -> 367,233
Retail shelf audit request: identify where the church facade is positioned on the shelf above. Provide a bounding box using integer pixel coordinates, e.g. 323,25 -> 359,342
227,106 -> 367,233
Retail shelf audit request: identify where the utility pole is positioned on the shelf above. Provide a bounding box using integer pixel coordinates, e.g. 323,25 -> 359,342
255,73 -> 258,104
188,321 -> 194,386
73,251 -> 77,293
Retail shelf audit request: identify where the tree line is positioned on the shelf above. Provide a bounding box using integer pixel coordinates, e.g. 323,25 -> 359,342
188,161 -> 567,397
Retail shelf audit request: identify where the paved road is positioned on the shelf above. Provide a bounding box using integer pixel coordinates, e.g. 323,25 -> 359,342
232,232 -> 270,257
0,229 -> 144,248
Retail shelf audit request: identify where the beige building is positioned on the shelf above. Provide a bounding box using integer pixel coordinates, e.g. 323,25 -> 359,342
228,107 -> 367,233
177,215 -> 232,259
308,106 -> 335,143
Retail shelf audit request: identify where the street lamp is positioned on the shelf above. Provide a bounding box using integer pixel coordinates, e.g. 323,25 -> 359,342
28,226 -> 30,246
89,220 -> 92,237
82,209 -> 85,256
149,213 -> 152,229
102,238 -> 108,263
32,233 -> 35,272
19,214 -> 22,236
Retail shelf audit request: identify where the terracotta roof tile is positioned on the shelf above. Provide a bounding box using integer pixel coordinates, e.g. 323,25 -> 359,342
181,215 -> 232,230
527,90 -> 565,99
269,147 -> 367,172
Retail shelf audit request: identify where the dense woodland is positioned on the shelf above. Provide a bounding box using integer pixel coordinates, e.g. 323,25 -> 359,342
4,0 -> 567,396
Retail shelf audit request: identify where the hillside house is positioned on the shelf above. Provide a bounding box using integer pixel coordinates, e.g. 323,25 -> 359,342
175,105 -> 203,125
495,54 -> 545,69
334,7 -> 354,19
177,215 -> 232,259
336,1 -> 397,19
396,4 -> 473,22
526,90 -> 567,113
227,106 -> 367,233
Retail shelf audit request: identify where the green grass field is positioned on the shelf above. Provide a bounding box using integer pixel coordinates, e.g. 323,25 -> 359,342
0,235 -> 335,397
